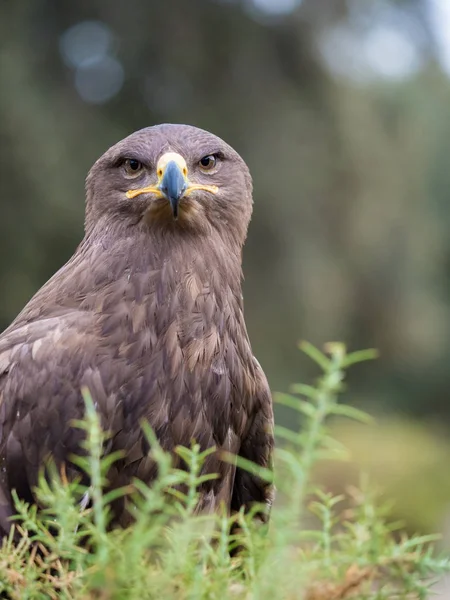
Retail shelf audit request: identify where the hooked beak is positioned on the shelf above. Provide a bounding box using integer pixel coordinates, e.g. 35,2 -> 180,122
126,152 -> 218,220
159,159 -> 187,219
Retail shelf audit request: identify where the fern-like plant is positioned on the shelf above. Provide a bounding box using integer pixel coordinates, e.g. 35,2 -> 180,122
0,342 -> 447,599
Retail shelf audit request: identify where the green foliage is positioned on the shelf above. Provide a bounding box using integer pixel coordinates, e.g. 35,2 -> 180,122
0,343 -> 447,599
321,417 -> 450,534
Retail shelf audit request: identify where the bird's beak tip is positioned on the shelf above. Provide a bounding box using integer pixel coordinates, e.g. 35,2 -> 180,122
170,198 -> 179,220
158,160 -> 188,219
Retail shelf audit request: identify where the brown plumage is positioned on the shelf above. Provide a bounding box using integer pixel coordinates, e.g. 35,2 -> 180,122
0,124 -> 274,535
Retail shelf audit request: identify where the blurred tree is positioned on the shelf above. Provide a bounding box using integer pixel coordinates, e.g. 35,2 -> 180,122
1,0 -> 450,423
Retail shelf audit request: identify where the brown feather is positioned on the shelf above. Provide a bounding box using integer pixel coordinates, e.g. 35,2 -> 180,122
0,124 -> 274,537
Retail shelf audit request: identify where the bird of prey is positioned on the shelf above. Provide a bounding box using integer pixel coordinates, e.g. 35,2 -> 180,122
0,124 -> 274,535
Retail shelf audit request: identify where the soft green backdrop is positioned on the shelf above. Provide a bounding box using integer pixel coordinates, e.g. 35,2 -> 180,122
2,0 -> 450,532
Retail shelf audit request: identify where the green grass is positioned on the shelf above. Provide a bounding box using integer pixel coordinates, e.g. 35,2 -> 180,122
0,342 -> 447,599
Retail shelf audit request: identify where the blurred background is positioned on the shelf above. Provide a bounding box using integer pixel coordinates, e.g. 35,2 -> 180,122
2,0 -> 450,552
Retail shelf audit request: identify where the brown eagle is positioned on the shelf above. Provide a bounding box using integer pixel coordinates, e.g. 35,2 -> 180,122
0,124 -> 274,535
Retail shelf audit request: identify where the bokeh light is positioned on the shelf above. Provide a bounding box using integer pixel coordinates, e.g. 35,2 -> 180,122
249,0 -> 302,16
60,20 -> 113,69
60,20 -> 124,104
74,56 -> 124,104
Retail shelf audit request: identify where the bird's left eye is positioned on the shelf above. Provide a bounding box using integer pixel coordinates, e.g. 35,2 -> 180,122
198,154 -> 217,171
123,158 -> 144,178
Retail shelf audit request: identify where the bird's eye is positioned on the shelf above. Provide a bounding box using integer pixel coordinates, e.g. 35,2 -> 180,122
123,158 -> 144,178
198,154 -> 217,171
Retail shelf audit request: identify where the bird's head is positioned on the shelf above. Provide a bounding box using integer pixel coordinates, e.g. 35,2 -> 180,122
85,124 -> 253,245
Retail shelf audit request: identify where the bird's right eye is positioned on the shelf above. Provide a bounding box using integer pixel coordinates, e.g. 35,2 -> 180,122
123,158 -> 144,178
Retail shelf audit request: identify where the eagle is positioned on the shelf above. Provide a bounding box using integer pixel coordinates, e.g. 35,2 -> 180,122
0,124 -> 274,536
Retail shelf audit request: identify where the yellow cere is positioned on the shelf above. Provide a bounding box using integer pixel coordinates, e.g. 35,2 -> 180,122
156,152 -> 188,178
